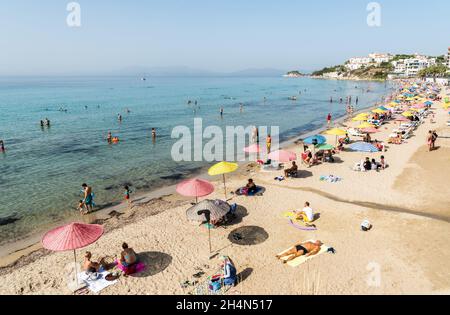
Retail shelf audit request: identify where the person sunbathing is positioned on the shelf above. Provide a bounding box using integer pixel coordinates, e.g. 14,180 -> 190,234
83,251 -> 106,273
276,240 -> 323,264
284,161 -> 298,177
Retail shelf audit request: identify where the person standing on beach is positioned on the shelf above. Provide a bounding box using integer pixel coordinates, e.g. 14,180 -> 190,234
431,130 -> 438,150
327,113 -> 332,127
124,185 -> 133,207
81,183 -> 93,214
266,134 -> 272,153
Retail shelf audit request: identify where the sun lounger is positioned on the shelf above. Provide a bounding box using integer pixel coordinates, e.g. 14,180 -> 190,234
347,128 -> 364,137
277,240 -> 330,267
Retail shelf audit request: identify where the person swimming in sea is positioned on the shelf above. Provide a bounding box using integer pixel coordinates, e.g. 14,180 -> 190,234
107,131 -> 112,144
0,140 -> 5,153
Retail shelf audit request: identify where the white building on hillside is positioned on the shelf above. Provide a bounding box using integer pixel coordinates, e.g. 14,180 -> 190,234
369,53 -> 393,64
404,56 -> 435,77
345,57 -> 373,70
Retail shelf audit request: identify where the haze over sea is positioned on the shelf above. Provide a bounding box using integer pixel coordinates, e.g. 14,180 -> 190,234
0,76 -> 392,244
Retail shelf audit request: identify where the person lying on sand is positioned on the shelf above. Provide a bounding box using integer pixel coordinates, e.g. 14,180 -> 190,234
276,240 -> 323,264
284,161 -> 298,177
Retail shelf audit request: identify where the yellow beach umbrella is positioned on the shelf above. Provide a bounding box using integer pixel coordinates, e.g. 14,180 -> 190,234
409,107 -> 420,112
325,128 -> 347,136
402,111 -> 413,117
356,122 -> 375,129
353,116 -> 368,121
208,162 -> 238,199
389,102 -> 399,107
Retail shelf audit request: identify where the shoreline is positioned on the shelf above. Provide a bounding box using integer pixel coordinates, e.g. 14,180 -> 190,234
0,83 -> 448,294
0,92 -> 393,268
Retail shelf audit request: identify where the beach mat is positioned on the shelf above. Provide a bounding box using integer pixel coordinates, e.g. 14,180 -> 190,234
282,212 -> 317,231
277,240 -> 330,267
77,271 -> 118,293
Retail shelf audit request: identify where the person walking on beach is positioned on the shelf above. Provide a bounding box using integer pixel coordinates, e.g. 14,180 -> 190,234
81,183 -> 94,214
327,113 -> 332,127
431,130 -> 438,150
427,131 -> 433,151
266,134 -> 272,153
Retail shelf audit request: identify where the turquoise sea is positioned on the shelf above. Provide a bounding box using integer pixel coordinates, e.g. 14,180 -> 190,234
0,76 -> 392,245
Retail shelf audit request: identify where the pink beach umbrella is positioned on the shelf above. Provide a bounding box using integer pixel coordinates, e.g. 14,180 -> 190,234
412,103 -> 425,109
268,150 -> 297,162
42,222 -> 104,286
395,116 -> 410,122
243,144 -> 263,153
176,178 -> 214,204
361,127 -> 380,134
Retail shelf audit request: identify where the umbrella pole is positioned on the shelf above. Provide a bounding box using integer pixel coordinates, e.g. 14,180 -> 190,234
222,174 -> 227,200
73,249 -> 78,286
208,225 -> 212,255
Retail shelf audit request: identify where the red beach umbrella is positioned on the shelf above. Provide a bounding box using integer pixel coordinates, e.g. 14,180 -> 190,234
176,178 -> 214,203
268,150 -> 297,162
42,222 -> 104,286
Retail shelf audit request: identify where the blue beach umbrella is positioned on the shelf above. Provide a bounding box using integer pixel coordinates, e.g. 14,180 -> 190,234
424,101 -> 433,105
349,142 -> 379,153
303,135 -> 326,145
378,106 -> 388,111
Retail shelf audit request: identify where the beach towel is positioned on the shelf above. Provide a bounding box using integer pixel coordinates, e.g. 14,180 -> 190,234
277,240 -> 330,267
319,175 -> 342,183
116,260 -> 146,275
77,271 -> 118,293
282,212 -> 317,231
235,186 -> 263,196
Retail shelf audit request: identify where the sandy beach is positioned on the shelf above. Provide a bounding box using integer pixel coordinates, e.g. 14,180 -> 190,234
0,85 -> 448,295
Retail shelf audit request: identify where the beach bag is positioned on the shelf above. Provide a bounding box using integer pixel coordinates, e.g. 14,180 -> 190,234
208,276 -> 222,292
361,220 -> 372,232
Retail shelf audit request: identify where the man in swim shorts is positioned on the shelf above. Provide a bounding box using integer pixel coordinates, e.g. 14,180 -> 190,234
276,240 -> 323,264
82,183 -> 93,214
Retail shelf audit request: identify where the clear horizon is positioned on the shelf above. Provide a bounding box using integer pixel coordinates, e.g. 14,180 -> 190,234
1,0 -> 449,76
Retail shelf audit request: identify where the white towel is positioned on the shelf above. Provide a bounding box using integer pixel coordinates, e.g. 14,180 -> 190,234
78,271 -> 118,293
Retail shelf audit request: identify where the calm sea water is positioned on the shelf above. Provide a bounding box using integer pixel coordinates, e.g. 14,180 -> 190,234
0,76 -> 392,244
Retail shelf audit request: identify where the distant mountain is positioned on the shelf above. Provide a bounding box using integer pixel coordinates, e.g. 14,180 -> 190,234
113,66 -> 286,77
226,68 -> 286,77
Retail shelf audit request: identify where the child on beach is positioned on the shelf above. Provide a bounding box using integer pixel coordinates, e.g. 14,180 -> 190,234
124,185 -> 133,206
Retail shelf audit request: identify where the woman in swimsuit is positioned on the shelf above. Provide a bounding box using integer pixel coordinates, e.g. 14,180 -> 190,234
276,240 -> 323,264
120,242 -> 137,267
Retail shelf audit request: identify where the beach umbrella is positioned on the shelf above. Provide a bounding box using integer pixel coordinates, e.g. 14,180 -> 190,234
372,108 -> 386,114
186,199 -> 230,255
208,162 -> 238,200
395,116 -> 410,122
349,142 -> 379,153
325,128 -> 347,136
402,111 -> 413,117
303,135 -> 326,145
412,103 -> 425,109
378,106 -> 389,111
325,128 -> 347,145
42,222 -> 104,287
424,101 -> 433,106
243,144 -> 262,153
356,122 -> 375,129
268,150 -> 297,162
315,143 -> 335,151
361,127 -> 380,134
176,178 -> 214,204
352,116 -> 368,121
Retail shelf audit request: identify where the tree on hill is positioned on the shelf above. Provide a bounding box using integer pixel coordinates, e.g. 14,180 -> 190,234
418,64 -> 448,79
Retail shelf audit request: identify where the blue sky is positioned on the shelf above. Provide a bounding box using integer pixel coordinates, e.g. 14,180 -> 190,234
1,0 -> 449,75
